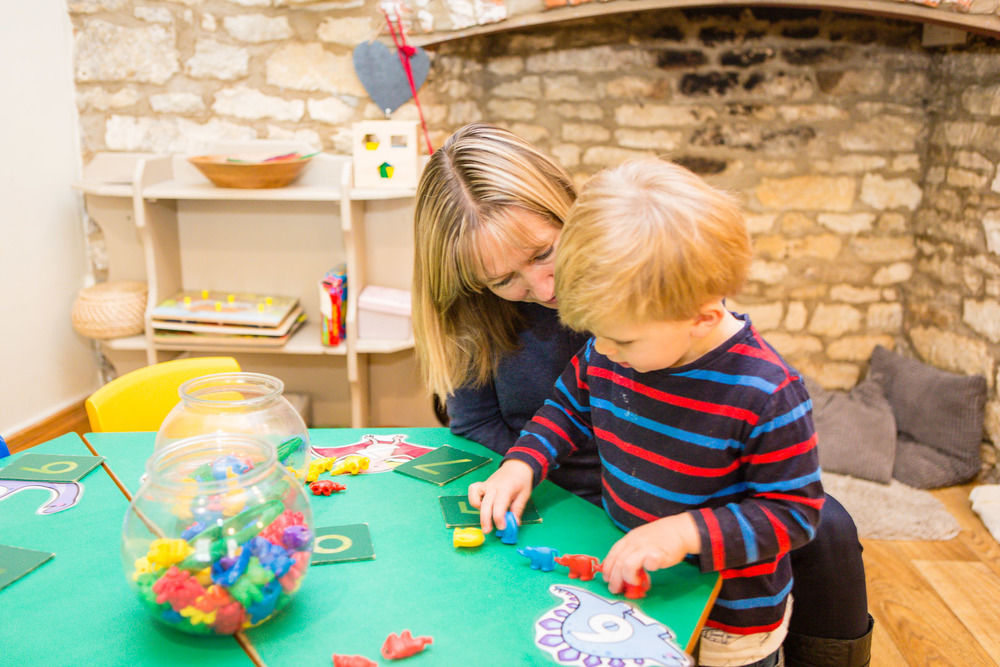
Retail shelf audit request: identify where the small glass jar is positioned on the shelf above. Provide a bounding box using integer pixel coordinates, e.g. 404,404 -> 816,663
155,372 -> 310,474
122,434 -> 313,635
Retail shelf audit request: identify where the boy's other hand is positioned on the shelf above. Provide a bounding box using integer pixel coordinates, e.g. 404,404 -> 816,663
601,513 -> 701,594
467,460 -> 534,533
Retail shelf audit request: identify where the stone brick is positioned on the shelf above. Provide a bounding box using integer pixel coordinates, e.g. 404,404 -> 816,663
492,76 -> 541,99
910,326 -> 995,380
212,87 -> 304,121
307,96 -> 355,124
508,123 -> 549,144
745,213 -> 777,234
75,19 -> 179,84
776,104 -> 848,122
742,71 -> 813,101
947,168 -> 990,189
786,234 -> 842,260
614,129 -> 683,151
849,236 -> 916,263
816,212 -> 874,234
553,103 -> 603,120
550,143 -> 580,168
984,210 -> 1000,255
77,86 -> 142,110
816,69 -> 884,96
793,359 -> 860,390
526,46 -> 652,73
614,104 -> 717,127
962,83 -> 1000,115
105,114 -> 255,153
486,56 -> 524,76
964,299 -> 1000,343
747,259 -> 789,285
486,99 -> 536,120
808,303 -> 862,337
729,300 -> 783,330
150,92 -> 205,114
827,335 -> 895,361
763,332 -> 823,356
756,175 -> 855,211
784,301 -> 808,331
317,17 -> 373,45
753,235 -> 786,259
186,40 -> 249,80
223,14 -> 293,42
872,262 -> 913,285
560,123 -> 610,142
830,284 -> 881,303
859,173 -> 922,211
266,43 -> 365,96
581,145 -> 653,168
839,114 -> 922,152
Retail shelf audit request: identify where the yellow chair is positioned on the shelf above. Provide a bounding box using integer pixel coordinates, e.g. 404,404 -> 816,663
85,356 -> 241,432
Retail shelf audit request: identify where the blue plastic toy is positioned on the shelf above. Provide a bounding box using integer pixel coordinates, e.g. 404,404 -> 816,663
518,545 -> 560,571
495,510 -> 519,545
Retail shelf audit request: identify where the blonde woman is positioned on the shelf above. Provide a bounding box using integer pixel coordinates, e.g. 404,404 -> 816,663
413,123 -> 872,666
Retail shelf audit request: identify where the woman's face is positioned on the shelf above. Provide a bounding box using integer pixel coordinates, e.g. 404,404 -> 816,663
476,209 -> 562,308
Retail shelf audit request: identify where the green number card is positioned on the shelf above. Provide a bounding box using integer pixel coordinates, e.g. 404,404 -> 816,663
392,445 -> 490,486
311,524 -> 375,564
0,453 -> 105,482
439,495 -> 541,528
0,544 -> 54,591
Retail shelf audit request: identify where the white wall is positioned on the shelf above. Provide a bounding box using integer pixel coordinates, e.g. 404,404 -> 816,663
0,3 -> 97,436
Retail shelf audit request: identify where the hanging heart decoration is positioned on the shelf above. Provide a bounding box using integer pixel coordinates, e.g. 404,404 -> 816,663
352,39 -> 430,115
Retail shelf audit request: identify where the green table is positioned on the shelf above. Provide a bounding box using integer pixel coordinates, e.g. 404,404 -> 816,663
0,433 -> 252,666
84,428 -> 719,666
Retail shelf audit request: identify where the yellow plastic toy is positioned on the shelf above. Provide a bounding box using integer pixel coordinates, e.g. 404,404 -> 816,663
453,527 -> 485,548
85,356 -> 241,432
305,457 -> 335,483
146,538 -> 194,568
330,455 -> 370,476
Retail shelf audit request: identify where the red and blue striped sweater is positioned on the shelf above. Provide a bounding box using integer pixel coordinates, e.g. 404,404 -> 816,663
504,316 -> 824,634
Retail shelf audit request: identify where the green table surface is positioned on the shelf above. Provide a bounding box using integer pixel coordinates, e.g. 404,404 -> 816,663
84,428 -> 719,667
0,433 -> 252,666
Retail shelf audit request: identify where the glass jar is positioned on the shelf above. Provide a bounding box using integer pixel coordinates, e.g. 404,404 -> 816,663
155,372 -> 310,474
122,434 -> 314,635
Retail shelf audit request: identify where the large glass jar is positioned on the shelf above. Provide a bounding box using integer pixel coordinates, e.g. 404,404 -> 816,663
122,434 -> 313,635
155,372 -> 310,474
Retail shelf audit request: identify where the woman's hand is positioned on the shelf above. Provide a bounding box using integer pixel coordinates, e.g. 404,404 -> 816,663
601,513 -> 701,594
468,460 -> 534,533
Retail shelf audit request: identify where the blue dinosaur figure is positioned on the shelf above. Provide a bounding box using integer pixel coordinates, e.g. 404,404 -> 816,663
518,545 -> 560,571
495,510 -> 519,544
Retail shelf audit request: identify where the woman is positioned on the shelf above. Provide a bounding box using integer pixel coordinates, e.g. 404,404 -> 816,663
413,122 -> 873,666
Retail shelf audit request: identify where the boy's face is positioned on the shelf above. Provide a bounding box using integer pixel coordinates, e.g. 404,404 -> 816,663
591,316 -> 702,373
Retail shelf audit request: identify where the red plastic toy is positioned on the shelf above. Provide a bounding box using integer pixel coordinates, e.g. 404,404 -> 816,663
332,654 -> 377,667
623,568 -> 651,599
310,480 -> 346,495
381,629 -> 433,659
554,553 -> 602,581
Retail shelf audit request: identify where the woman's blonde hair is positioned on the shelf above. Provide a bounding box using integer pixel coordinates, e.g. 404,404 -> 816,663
413,123 -> 576,398
556,158 -> 751,333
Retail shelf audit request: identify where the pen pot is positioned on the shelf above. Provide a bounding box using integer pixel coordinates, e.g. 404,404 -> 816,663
122,434 -> 314,635
155,372 -> 310,474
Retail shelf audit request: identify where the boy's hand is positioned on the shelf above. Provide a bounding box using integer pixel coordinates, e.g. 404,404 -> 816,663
601,513 -> 701,594
467,460 -> 534,533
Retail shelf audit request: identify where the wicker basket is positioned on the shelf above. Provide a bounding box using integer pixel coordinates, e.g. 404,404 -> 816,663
71,281 -> 148,339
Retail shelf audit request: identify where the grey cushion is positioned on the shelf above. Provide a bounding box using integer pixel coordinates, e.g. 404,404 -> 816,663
868,345 -> 987,489
804,376 -> 897,484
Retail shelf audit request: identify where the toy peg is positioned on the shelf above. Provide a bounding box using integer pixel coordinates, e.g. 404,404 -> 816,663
332,655 -> 377,667
623,568 -> 651,599
381,629 -> 433,660
453,527 -> 484,548
495,510 -> 519,545
554,553 -> 602,581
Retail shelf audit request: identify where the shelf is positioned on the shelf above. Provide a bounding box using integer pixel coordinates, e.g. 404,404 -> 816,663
72,180 -> 132,198
356,337 -> 415,354
142,180 -> 347,202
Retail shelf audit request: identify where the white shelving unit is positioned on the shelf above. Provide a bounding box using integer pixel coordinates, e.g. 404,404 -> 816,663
74,149 -> 434,428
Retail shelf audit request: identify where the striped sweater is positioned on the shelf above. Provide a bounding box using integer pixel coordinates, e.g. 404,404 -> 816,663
504,315 -> 824,634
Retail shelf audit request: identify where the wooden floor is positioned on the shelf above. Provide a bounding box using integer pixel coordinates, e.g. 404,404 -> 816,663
7,405 -> 1000,665
866,483 -> 1000,666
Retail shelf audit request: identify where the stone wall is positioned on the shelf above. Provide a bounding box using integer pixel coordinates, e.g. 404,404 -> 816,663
68,3 -> 1000,468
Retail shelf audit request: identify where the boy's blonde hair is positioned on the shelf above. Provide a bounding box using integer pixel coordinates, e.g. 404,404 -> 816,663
556,158 -> 751,333
413,123 -> 576,398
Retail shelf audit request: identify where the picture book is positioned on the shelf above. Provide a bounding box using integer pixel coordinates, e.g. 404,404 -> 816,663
151,290 -> 298,328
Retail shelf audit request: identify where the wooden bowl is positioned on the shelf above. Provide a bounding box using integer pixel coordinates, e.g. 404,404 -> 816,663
188,154 -> 313,189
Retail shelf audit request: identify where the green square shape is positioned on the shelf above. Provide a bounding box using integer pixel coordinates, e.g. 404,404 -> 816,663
439,495 -> 541,528
0,453 -> 105,482
392,445 -> 490,486
0,544 -> 54,591
311,523 -> 375,564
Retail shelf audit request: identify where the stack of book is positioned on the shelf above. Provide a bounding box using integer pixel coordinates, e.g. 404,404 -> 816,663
151,290 -> 305,348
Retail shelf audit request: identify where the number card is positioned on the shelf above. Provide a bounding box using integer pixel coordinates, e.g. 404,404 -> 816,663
0,544 -> 54,591
311,524 -> 375,565
0,453 -> 104,482
392,445 -> 490,486
438,495 -> 541,528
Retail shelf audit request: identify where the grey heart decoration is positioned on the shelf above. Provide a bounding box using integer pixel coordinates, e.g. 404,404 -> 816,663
352,40 -> 430,114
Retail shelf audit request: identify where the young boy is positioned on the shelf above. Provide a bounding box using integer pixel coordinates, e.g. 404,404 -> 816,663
468,158 -> 824,667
